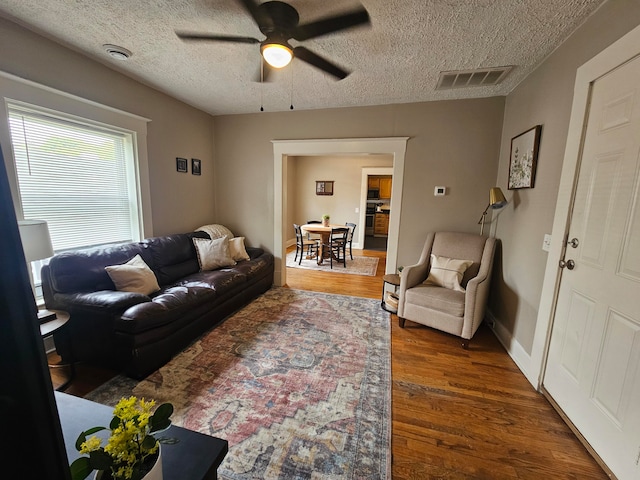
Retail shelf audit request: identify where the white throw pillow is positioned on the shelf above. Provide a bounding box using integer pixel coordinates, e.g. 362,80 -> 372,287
229,236 -> 250,261
193,236 -> 236,271
105,254 -> 160,295
424,254 -> 473,292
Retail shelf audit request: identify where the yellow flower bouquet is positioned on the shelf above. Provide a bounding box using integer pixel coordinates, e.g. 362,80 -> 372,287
70,396 -> 174,480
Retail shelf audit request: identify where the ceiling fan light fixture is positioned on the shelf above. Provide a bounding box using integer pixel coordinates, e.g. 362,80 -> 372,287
261,42 -> 293,68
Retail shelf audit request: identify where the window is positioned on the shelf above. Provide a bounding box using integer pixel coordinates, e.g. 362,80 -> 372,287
8,102 -> 142,253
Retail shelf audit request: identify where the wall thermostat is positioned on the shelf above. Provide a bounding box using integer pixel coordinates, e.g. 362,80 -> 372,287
434,186 -> 446,196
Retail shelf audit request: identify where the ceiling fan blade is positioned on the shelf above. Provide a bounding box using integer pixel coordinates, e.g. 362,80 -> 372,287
293,46 -> 350,80
292,7 -> 370,41
176,32 -> 260,44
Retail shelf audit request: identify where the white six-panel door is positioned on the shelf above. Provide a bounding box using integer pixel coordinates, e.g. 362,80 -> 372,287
543,54 -> 640,480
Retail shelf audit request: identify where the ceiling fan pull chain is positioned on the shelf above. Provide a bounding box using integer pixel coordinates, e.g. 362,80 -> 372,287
290,62 -> 294,110
260,58 -> 264,112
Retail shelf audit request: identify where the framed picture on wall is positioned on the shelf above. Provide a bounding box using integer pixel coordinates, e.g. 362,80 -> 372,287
316,180 -> 334,195
508,125 -> 542,189
176,157 -> 188,173
192,158 -> 201,176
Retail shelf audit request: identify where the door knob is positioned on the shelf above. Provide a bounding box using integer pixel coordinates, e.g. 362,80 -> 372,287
567,237 -> 579,248
559,259 -> 575,270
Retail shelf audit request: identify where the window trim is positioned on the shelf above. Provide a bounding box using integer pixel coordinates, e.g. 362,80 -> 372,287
0,70 -> 153,238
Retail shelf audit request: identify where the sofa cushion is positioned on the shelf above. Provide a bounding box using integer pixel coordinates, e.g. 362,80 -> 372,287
48,243 -> 151,293
117,285 -> 218,333
404,284 -> 465,317
193,236 -> 236,271
105,254 -> 160,295
143,233 -> 206,286
174,269 -> 247,291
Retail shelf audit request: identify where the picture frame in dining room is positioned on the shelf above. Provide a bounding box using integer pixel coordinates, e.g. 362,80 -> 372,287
176,157 -> 188,173
316,180 -> 334,196
191,158 -> 202,176
508,125 -> 541,189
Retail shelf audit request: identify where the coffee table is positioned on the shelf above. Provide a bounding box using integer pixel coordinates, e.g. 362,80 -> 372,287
55,392 -> 228,480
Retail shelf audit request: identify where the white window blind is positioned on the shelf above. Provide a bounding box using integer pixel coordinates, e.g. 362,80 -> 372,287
8,103 -> 140,252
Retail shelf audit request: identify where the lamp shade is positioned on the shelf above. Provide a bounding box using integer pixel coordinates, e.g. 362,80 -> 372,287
18,219 -> 54,262
489,187 -> 507,209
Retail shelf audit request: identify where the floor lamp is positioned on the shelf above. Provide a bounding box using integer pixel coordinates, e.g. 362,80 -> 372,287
18,219 -> 54,303
478,187 -> 507,236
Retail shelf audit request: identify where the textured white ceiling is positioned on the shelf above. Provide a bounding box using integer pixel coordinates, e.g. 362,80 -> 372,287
0,0 -> 605,116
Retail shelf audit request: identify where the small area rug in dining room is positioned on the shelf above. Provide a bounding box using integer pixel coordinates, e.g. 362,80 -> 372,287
86,287 -> 391,479
286,250 -> 379,276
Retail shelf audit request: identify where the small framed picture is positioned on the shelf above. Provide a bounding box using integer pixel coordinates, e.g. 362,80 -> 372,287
508,125 -> 542,189
176,157 -> 188,173
316,180 -> 334,196
192,158 -> 201,176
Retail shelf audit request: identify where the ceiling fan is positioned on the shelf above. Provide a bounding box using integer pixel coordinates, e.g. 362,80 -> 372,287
176,0 -> 370,81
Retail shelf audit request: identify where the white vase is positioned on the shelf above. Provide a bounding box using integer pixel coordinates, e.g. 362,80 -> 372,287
94,446 -> 162,480
322,219 -> 329,226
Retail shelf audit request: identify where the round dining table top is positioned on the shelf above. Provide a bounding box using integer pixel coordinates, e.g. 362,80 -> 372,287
301,223 -> 343,233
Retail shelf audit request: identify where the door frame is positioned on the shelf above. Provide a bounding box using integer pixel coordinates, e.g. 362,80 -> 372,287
529,24 -> 640,388
360,166 -> 394,248
272,137 -> 408,287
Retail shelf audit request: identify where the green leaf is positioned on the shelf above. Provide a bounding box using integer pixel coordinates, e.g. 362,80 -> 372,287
69,457 -> 92,480
141,435 -> 158,450
89,450 -> 113,471
150,403 -> 173,432
109,416 -> 121,430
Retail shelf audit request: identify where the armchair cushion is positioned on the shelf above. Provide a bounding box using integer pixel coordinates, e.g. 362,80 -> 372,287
424,254 -> 473,292
405,284 -> 465,317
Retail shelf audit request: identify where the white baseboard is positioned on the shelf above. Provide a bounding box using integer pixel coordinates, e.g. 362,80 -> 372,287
485,310 -> 538,388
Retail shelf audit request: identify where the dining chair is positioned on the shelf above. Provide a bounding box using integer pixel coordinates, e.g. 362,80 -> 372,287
328,227 -> 349,268
345,223 -> 356,260
293,224 -> 318,264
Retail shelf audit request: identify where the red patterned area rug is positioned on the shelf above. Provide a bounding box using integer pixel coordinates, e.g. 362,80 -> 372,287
85,287 -> 391,479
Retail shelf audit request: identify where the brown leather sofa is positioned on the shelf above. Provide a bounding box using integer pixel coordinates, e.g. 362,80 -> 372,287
42,231 -> 274,378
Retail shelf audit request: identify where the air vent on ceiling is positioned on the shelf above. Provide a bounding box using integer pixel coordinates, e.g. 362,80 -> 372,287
436,66 -> 513,90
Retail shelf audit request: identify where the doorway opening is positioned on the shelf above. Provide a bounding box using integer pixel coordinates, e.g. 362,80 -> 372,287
273,137 -> 409,287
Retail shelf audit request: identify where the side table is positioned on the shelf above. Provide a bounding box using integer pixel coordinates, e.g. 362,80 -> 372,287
39,310 -> 74,391
381,273 -> 401,313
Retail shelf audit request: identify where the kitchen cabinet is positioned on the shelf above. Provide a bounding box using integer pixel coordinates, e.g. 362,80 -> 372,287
379,177 -> 392,198
374,213 -> 389,236
368,177 -> 380,189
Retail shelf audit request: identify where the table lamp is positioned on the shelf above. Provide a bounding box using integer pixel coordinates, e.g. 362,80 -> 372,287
18,219 -> 54,300
478,187 -> 507,235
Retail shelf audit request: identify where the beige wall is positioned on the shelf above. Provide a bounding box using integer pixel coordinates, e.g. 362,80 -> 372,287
490,0 -> 640,355
288,154 -> 393,241
0,17 -> 216,236
213,98 -> 505,257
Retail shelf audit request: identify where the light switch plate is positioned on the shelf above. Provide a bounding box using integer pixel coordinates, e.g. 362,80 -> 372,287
434,186 -> 446,196
542,234 -> 552,252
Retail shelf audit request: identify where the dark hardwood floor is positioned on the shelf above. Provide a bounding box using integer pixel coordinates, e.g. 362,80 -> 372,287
49,245 -> 607,479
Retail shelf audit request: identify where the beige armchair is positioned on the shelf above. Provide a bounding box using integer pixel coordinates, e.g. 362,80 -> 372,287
397,232 -> 497,348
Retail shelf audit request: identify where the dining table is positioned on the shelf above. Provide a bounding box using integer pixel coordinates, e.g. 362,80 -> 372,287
300,223 -> 342,265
